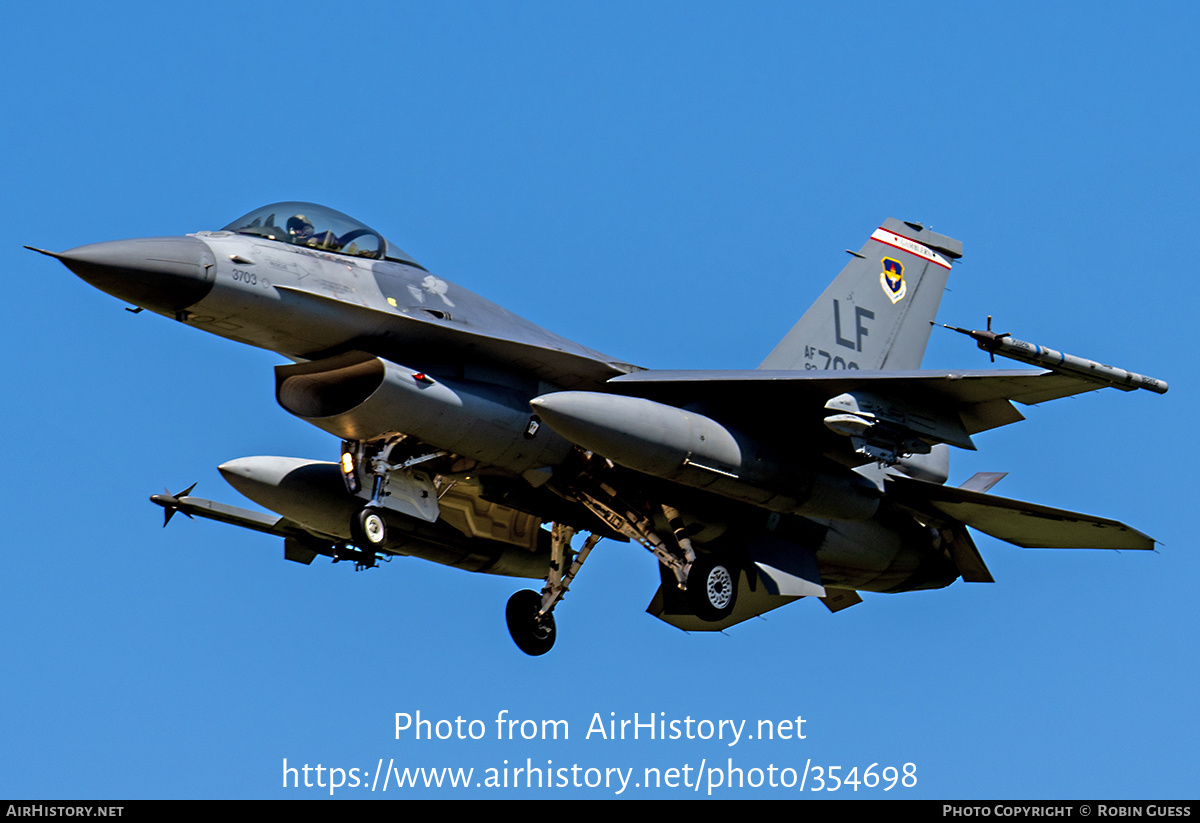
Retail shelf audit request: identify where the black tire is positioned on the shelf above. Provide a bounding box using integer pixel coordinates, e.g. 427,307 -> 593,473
350,507 -> 387,548
687,554 -> 737,621
505,589 -> 556,656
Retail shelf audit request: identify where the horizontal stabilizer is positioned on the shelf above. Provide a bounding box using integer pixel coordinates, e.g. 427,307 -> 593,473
752,536 -> 825,597
887,476 -> 1154,550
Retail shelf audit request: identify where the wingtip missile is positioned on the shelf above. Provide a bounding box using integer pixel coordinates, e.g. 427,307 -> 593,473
151,483 -> 198,526
940,323 -> 1168,394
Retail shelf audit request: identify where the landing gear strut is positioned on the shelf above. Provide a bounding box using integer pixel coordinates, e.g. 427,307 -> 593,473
574,480 -> 738,620
506,523 -> 601,656
564,463 -> 742,624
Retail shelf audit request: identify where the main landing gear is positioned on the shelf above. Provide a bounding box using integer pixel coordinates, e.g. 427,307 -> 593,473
575,484 -> 741,622
686,554 -> 737,621
505,498 -> 740,655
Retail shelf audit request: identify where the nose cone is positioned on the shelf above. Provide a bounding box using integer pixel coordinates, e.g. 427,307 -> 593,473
32,236 -> 216,314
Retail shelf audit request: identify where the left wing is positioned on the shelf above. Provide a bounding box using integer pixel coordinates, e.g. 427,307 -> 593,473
612,367 -> 1103,428
608,368 -> 1106,463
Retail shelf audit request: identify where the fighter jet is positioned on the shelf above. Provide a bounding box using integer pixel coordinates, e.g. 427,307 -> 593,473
27,204 -> 1166,655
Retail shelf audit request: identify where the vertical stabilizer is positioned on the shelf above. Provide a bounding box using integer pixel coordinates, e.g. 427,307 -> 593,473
759,219 -> 963,371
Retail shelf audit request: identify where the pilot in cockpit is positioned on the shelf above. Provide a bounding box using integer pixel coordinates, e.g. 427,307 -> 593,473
286,213 -> 339,251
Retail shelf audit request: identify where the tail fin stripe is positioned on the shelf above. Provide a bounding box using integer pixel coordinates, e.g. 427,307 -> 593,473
870,228 -> 952,269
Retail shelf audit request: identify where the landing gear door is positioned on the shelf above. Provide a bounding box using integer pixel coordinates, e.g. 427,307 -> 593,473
365,470 -> 439,522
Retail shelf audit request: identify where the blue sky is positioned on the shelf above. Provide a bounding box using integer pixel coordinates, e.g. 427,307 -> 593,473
2,1 -> 1196,799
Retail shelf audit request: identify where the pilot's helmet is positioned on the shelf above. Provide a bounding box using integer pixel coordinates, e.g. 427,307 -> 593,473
286,214 -> 315,238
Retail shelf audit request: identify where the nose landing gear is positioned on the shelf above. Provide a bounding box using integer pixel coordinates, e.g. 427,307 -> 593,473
505,589 -> 557,656
351,507 -> 388,548
505,523 -> 600,656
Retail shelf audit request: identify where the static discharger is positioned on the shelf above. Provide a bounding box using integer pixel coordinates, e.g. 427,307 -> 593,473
941,320 -> 1168,394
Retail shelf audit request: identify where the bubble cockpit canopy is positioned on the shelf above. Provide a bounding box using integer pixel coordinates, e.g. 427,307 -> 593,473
220,202 -> 424,268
